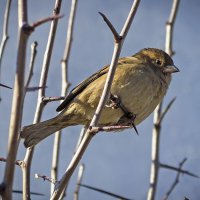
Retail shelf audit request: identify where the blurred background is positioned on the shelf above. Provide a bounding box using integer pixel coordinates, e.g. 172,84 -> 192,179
0,0 -> 200,199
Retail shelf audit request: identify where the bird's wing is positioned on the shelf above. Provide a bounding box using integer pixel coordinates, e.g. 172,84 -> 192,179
56,65 -> 109,112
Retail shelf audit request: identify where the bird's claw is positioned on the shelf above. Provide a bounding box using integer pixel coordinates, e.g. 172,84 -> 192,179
107,94 -> 139,135
126,112 -> 139,135
106,94 -> 121,109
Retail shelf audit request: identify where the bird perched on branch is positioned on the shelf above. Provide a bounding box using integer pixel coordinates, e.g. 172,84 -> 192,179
21,48 -> 179,148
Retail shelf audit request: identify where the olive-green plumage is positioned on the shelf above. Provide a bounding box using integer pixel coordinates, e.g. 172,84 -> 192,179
21,48 -> 179,147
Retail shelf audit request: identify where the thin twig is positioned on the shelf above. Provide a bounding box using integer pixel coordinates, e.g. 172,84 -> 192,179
21,15 -> 64,35
12,190 -> 44,196
1,0 -> 29,199
160,162 -> 199,178
42,96 -> 65,103
158,97 -> 176,125
26,86 -> 46,92
79,184 -> 135,200
163,158 -> 186,200
50,1 -> 141,199
31,14 -> 64,30
74,126 -> 87,153
74,164 -> 85,200
35,174 -> 57,185
0,83 -> 12,89
51,0 -> 78,196
98,12 -> 120,41
0,0 -> 12,65
91,125 -> 131,133
21,1 -> 63,199
0,157 -> 21,167
147,1 -> 180,200
25,41 -> 38,91
0,0 -> 12,95
165,0 -> 180,56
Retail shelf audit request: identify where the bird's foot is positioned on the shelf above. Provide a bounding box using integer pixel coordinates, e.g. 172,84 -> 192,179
106,94 -> 121,109
107,93 -> 139,135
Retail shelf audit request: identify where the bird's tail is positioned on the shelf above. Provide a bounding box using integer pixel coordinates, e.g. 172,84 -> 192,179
21,116 -> 69,148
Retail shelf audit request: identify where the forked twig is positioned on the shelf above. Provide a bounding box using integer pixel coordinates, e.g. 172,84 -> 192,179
160,161 -> 199,178
158,97 -> 176,125
98,12 -> 121,41
163,158 -> 187,200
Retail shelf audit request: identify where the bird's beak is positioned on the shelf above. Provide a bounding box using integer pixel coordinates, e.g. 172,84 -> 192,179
163,65 -> 180,74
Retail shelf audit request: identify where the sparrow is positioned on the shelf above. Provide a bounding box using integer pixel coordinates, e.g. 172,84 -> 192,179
21,48 -> 179,147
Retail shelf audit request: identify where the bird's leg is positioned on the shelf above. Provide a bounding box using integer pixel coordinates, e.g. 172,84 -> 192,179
106,94 -> 139,135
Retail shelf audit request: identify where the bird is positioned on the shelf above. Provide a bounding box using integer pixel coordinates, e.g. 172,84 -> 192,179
21,48 -> 179,148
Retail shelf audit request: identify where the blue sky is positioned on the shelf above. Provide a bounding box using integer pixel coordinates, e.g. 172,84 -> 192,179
0,1 -> 200,199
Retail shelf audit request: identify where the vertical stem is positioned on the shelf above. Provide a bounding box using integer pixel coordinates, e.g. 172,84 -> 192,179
0,0 -> 12,100
74,164 -> 85,200
21,1 -> 63,199
147,103 -> 162,200
147,1 -> 180,200
51,0 -> 78,195
1,0 -> 28,199
0,0 -> 12,67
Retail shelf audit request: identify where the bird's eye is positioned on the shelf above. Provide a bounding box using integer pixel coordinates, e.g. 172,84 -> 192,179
155,59 -> 162,65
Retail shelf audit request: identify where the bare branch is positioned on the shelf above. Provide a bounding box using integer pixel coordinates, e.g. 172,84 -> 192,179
21,0 -> 63,199
165,0 -> 180,56
163,158 -> 186,200
51,131 -> 61,194
0,157 -> 21,167
25,41 -> 38,91
31,14 -> 64,30
42,96 -> 65,104
147,1 -> 180,200
79,184 -> 135,200
74,126 -> 88,152
160,162 -> 199,178
1,0 -> 29,199
0,0 -> 12,68
158,97 -> 176,124
26,86 -> 46,92
35,174 -> 57,185
12,190 -> 45,196
90,125 -> 131,133
98,12 -> 120,42
0,83 -> 12,89
74,164 -> 85,200
50,1 -> 141,199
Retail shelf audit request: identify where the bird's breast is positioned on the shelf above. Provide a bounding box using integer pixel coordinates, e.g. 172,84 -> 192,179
99,68 -> 169,125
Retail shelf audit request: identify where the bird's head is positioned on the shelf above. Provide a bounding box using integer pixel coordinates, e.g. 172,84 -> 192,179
136,48 -> 179,75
